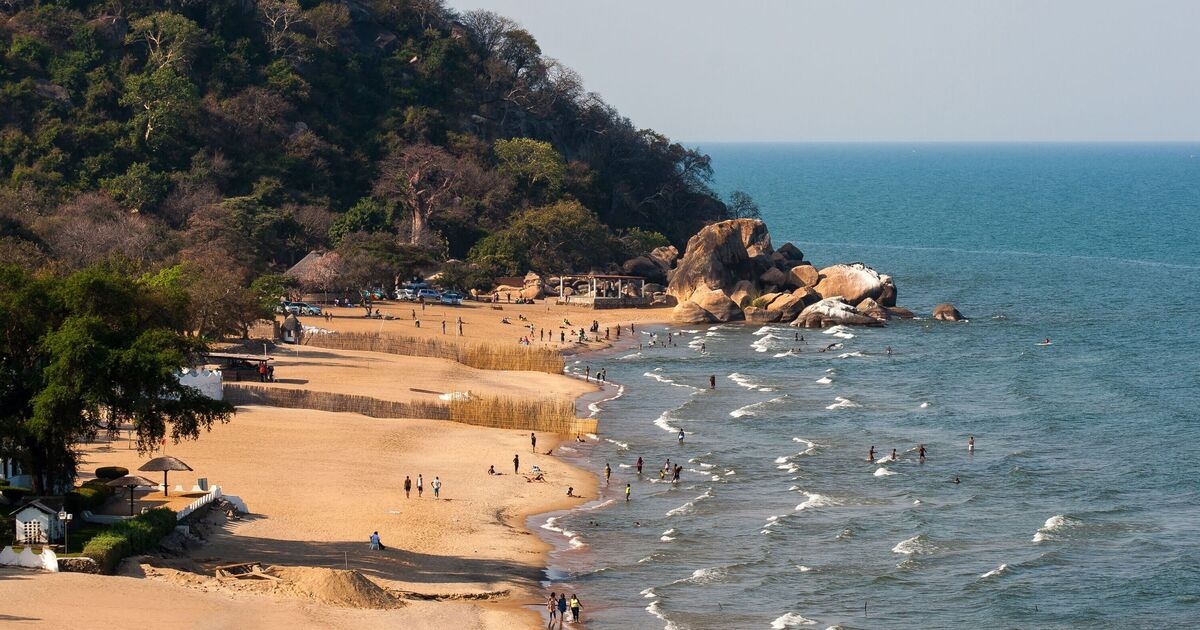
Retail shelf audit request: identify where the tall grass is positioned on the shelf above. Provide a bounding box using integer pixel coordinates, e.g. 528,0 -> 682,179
305,333 -> 564,374
449,394 -> 598,435
224,384 -> 450,420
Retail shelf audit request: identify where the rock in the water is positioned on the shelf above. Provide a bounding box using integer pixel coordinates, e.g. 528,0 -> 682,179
856,297 -> 888,322
813,263 -> 884,305
932,303 -> 965,321
672,301 -> 714,323
878,275 -> 897,307
729,280 -> 756,308
886,306 -> 916,319
667,219 -> 772,303
776,242 -> 804,261
791,297 -> 882,328
744,306 -> 781,323
767,289 -> 817,321
693,288 -> 744,322
787,264 -> 820,289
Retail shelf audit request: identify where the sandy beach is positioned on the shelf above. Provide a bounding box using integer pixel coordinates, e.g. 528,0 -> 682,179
0,299 -> 666,629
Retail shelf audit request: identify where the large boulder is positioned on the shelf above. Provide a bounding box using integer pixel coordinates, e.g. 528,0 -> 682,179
767,289 -> 817,321
787,264 -> 820,289
744,306 -> 781,323
667,219 -> 773,303
856,297 -> 888,322
672,300 -> 714,323
813,263 -> 884,304
622,256 -> 667,285
886,306 -> 916,319
776,242 -> 804,262
729,280 -> 756,308
878,275 -> 897,307
932,303 -> 966,321
692,288 -> 744,322
759,266 -> 786,287
649,245 -> 680,272
791,298 -> 882,328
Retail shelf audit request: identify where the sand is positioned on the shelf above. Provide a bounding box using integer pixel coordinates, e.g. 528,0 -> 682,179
0,299 -> 666,629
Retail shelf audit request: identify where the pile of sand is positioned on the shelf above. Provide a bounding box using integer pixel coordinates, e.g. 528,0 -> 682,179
269,566 -> 402,609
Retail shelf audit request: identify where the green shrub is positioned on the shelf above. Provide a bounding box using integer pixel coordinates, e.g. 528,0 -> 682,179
0,486 -> 32,502
65,480 -> 113,513
749,296 -> 771,308
95,466 -> 128,480
81,507 -> 177,574
81,532 -> 132,574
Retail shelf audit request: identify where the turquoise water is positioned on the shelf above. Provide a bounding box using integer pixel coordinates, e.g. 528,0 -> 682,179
537,144 -> 1200,629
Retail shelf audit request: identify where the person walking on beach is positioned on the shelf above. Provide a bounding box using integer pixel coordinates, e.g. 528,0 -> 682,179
531,432 -> 537,452
514,454 -> 520,474
636,456 -> 643,475
570,594 -> 582,622
968,436 -> 975,453
625,483 -> 632,502
584,366 -> 590,381
546,591 -> 558,628
417,474 -> 424,497
432,476 -> 441,498
404,475 -> 412,498
555,593 -> 568,628
604,462 -> 611,483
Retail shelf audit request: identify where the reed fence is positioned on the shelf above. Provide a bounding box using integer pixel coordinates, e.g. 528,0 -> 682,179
223,385 -> 595,434
224,384 -> 451,420
303,332 -> 565,374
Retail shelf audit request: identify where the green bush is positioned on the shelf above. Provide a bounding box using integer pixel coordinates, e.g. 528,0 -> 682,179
81,507 -> 177,574
0,486 -> 33,502
81,532 -> 132,574
749,296 -> 771,308
94,466 -> 128,480
65,480 -> 113,513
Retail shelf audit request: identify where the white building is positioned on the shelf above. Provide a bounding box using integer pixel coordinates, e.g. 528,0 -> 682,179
10,498 -> 66,544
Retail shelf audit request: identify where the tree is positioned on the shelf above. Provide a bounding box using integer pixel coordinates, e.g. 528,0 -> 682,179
373,144 -> 460,246
494,137 -> 566,204
127,12 -> 205,73
120,67 -> 198,147
0,264 -> 233,494
328,198 -> 393,245
469,200 -> 614,275
727,190 -> 761,220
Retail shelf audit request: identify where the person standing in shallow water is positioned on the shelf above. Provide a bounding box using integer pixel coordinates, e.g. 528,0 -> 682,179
968,436 -> 975,453
869,446 -> 876,462
604,462 -> 611,483
636,456 -> 643,474
625,483 -> 631,502
709,375 -> 716,389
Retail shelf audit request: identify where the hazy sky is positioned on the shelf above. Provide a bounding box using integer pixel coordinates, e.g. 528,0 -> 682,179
447,1 -> 1200,142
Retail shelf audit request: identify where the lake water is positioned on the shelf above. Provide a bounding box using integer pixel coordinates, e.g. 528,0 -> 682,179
534,144 -> 1200,629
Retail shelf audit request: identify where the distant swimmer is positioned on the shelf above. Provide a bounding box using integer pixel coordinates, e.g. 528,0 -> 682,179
885,345 -> 893,356
890,448 -> 898,461
678,429 -> 685,444
868,445 -> 876,462
953,476 -> 961,484
1038,338 -> 1052,346
709,375 -> 716,389
968,436 -> 975,453
820,343 -> 839,353
919,445 -> 926,461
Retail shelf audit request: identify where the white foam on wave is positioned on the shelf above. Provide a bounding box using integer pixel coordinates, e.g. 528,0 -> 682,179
1033,514 -> 1074,543
644,370 -> 702,391
728,372 -> 764,390
640,586 -> 656,598
874,467 -> 898,477
665,488 -> 714,517
753,326 -> 775,335
792,438 -> 818,455
605,438 -> 630,450
815,376 -> 833,384
920,401 -> 931,408
892,534 -> 936,555
796,492 -> 840,511
645,599 -> 681,630
585,433 -> 599,440
826,396 -> 861,410
980,563 -> 1010,579
677,566 -> 727,585
660,528 -> 677,542
836,351 -> 864,359
729,395 -> 788,418
824,325 -> 855,340
774,456 -> 790,464
773,350 -> 800,358
556,445 -> 577,453
682,329 -> 700,333
617,463 -> 632,468
653,411 -> 681,433
771,612 -> 819,628
619,351 -> 643,360
797,565 -> 814,573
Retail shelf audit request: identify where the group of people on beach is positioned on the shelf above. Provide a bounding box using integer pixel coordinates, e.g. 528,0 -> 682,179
546,591 -> 582,627
401,473 -> 443,499
868,436 -> 976,481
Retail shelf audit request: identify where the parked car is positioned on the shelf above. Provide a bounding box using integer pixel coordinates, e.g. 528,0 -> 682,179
416,289 -> 440,301
395,288 -> 416,301
439,291 -> 463,305
285,302 -> 322,315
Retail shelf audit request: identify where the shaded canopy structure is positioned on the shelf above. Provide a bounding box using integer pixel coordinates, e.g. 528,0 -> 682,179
138,456 -> 193,497
106,475 -> 159,516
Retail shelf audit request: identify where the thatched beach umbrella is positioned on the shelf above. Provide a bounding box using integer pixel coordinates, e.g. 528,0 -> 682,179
138,456 -> 193,497
106,475 -> 158,516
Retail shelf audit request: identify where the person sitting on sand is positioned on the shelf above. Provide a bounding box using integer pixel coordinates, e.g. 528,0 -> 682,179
488,465 -> 496,475
566,486 -> 575,497
501,317 -> 511,324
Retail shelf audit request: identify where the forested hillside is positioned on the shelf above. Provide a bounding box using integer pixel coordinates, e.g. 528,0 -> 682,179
0,0 -> 751,301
